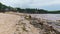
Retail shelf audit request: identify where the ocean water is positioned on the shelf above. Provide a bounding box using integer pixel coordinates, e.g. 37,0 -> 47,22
31,14 -> 60,21
30,14 -> 60,32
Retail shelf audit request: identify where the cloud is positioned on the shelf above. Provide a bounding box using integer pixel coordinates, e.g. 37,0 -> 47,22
0,0 -> 60,10
28,0 -> 60,8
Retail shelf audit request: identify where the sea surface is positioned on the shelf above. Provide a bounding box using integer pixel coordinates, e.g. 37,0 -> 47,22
31,14 -> 60,21
30,14 -> 60,32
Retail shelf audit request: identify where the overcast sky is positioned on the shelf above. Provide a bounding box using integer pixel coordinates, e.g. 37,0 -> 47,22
0,0 -> 60,10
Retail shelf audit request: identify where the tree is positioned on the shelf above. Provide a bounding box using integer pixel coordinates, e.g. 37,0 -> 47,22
38,9 -> 47,13
0,3 -> 3,12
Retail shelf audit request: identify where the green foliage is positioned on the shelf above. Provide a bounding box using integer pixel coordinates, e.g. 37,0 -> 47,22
0,2 -> 14,12
0,2 -> 60,13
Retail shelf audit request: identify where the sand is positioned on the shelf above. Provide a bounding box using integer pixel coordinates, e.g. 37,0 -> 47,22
0,13 -> 20,34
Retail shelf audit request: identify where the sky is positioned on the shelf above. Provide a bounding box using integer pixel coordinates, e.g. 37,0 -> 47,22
0,0 -> 60,10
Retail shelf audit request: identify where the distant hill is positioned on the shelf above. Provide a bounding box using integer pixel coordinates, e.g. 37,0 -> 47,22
0,2 -> 60,14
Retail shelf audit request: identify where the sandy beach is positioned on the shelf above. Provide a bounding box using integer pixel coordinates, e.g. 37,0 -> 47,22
0,13 -> 20,34
0,13 -> 60,34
